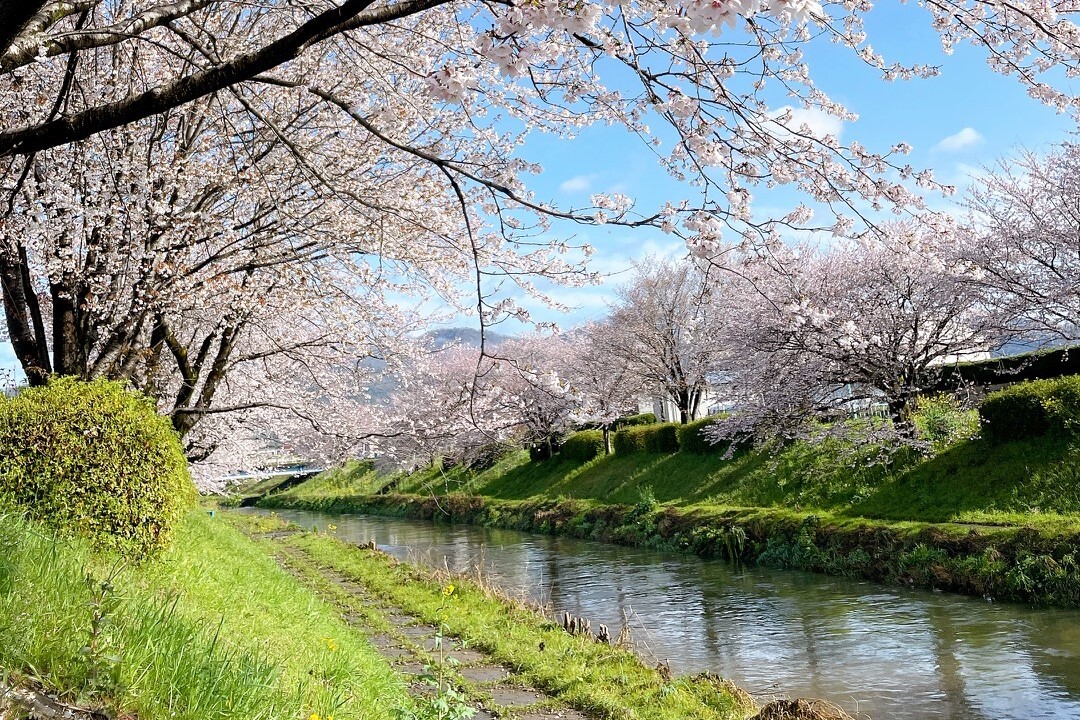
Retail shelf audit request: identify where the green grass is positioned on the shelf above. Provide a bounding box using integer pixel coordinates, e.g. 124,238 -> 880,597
0,507 -> 412,720
390,452 -> 534,496
275,526 -> 754,720
277,433 -> 1080,531
856,434 -> 1080,522
270,459 -> 394,500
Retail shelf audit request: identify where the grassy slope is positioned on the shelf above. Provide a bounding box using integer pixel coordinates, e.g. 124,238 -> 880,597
273,434 -> 1080,531
260,521 -> 755,720
0,508 -> 411,720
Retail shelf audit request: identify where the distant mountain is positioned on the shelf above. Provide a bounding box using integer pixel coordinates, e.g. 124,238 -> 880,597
992,337 -> 1073,358
425,327 -> 511,349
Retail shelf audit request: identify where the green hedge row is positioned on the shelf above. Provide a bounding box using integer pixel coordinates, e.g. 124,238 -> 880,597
612,422 -> 680,454
615,412 -> 656,429
675,417 -> 722,453
979,375 -> 1080,444
560,430 -> 606,462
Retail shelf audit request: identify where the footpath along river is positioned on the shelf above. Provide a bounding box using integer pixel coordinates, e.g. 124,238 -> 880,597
245,507 -> 1080,719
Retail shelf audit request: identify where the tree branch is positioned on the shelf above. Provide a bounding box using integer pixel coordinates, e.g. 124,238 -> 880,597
0,0 -> 449,157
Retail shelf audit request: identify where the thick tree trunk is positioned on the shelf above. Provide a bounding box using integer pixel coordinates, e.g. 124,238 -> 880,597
602,425 -> 612,455
50,281 -> 83,376
0,247 -> 50,384
887,393 -> 917,438
0,1 -> 50,57
677,388 -> 694,424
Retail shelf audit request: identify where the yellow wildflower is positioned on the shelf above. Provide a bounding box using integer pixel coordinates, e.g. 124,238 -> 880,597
309,713 -> 321,720
323,637 -> 337,652
442,584 -> 456,597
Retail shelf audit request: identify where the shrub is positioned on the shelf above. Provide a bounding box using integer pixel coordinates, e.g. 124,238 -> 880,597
912,394 -> 979,451
614,412 -> 656,429
979,375 -> 1080,444
613,422 -> 680,454
1045,375 -> 1080,435
0,377 -> 195,557
676,416 -> 722,453
612,425 -> 647,455
560,430 -> 605,462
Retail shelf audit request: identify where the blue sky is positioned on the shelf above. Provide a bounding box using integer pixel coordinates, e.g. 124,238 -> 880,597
3,1 -> 1078,374
514,1 -> 1080,328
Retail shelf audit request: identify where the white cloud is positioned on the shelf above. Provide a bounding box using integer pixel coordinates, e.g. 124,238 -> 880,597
583,236 -> 687,277
952,162 -> 988,183
935,127 -> 984,153
559,174 -> 597,193
768,106 -> 845,140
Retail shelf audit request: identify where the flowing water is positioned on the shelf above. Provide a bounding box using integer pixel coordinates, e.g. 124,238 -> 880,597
245,507 -> 1080,720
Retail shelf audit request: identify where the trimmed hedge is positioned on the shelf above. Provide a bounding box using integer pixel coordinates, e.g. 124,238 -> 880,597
0,377 -> 195,557
979,375 -> 1080,444
613,422 -> 681,454
615,412 -> 656,429
560,430 -> 605,462
676,417 -> 721,453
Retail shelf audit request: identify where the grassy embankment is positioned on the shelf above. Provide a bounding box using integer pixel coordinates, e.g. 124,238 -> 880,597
0,507 -> 410,720
223,512 -> 756,720
259,433 -> 1080,605
0,506 -> 759,720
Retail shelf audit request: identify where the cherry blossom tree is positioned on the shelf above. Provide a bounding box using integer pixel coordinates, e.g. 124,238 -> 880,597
0,70 -> 592,441
366,344 -> 500,469
960,140 -> 1080,344
488,333 -> 580,458
599,257 -> 724,423
380,333 -> 588,466
708,224 -> 1004,443
7,0 -> 1080,469
5,0 -> 1036,259
564,325 -> 644,453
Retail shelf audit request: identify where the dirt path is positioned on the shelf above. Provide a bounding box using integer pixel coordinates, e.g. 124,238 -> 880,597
0,682 -> 106,720
260,535 -> 590,720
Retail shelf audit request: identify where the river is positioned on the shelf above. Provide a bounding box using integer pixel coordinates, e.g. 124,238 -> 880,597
245,507 -> 1080,720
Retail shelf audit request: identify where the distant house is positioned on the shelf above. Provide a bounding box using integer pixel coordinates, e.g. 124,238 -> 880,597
637,386 -> 732,424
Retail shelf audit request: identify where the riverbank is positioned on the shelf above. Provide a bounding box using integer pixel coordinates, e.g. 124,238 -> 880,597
0,505 -> 780,719
225,511 -> 761,720
0,507 -> 409,720
257,432 -> 1080,606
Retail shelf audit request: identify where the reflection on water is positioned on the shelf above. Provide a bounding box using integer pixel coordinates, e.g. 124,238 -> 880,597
246,507 -> 1080,720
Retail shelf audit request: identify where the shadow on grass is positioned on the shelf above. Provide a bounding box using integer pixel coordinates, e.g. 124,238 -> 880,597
479,450 -> 750,505
853,435 -> 1080,522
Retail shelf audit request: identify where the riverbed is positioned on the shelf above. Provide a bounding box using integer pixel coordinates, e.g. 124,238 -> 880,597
245,506 -> 1080,719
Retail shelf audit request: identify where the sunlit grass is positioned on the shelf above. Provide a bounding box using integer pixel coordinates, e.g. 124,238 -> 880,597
0,508 -> 412,720
273,432 -> 1080,533
268,523 -> 755,720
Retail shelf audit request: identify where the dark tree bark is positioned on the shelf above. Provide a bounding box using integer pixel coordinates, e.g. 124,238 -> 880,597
0,1 -> 50,57
0,0 -> 449,158
0,246 -> 50,384
49,280 -> 82,376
